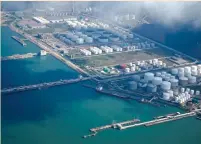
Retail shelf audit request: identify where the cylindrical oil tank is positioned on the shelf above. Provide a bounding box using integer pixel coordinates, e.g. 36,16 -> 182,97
196,91 -> 200,95
98,37 -> 109,43
156,72 -> 161,77
180,87 -> 185,93
91,33 -> 101,39
173,89 -> 179,96
84,37 -> 93,43
161,81 -> 171,91
163,92 -> 170,100
166,73 -> 172,77
128,81 -> 138,90
125,68 -> 130,73
161,74 -> 166,79
190,90 -> 195,95
184,71 -> 191,77
131,75 -> 141,82
76,38 -> 84,44
161,71 -> 167,75
198,64 -> 201,70
170,76 -> 175,79
171,68 -> 178,75
128,34 -> 133,38
178,71 -> 184,77
168,90 -> 174,97
152,77 -> 163,85
170,78 -> 179,88
109,35 -> 119,41
186,88 -> 190,93
191,70 -> 198,76
179,76 -> 188,86
178,67 -> 184,73
164,76 -> 170,81
188,76 -> 196,84
191,65 -> 197,71
144,72 -> 155,81
146,83 -> 157,93
184,66 -> 191,73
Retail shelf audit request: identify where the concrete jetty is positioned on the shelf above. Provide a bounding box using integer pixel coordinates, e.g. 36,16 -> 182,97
120,111 -> 198,130
1,53 -> 37,61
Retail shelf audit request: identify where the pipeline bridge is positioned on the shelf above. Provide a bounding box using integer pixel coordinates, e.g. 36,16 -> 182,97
1,77 -> 92,94
1,53 -> 37,61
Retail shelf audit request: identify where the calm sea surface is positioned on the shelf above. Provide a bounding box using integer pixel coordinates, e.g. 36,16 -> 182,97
1,26 -> 201,144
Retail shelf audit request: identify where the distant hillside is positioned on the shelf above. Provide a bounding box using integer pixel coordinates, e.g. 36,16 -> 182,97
133,24 -> 201,60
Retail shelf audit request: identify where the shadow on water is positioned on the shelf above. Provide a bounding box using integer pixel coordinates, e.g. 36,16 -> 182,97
132,24 -> 201,60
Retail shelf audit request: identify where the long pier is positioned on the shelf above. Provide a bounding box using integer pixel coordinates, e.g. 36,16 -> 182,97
120,110 -> 200,130
1,53 -> 37,61
83,110 -> 201,139
83,118 -> 140,138
1,77 -> 91,94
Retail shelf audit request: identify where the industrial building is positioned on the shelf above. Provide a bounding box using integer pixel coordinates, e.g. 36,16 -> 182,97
17,20 -> 46,29
33,17 -> 50,24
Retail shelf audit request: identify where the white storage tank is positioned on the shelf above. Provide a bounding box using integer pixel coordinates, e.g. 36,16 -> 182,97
76,38 -> 84,44
188,76 -> 196,84
84,37 -> 93,43
178,67 -> 184,73
155,72 -> 162,77
191,70 -> 198,76
168,90 -> 174,97
109,35 -> 119,41
152,77 -> 163,85
191,65 -> 197,71
163,92 -> 170,100
184,66 -> 191,73
98,37 -> 109,43
161,71 -> 167,75
125,68 -> 130,73
171,68 -> 178,75
170,78 -> 179,88
144,72 -> 155,81
161,81 -> 171,91
178,71 -> 184,77
128,81 -> 138,90
146,83 -> 157,93
197,64 -> 201,70
131,75 -> 141,82
130,67 -> 135,72
190,90 -> 195,95
180,87 -> 185,93
179,76 -> 188,86
196,90 -> 200,95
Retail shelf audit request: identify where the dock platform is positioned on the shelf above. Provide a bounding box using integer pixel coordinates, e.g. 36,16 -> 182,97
12,36 -> 27,46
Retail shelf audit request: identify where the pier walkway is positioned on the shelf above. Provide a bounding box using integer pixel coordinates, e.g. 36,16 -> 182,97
1,77 -> 91,94
120,110 -> 200,130
1,53 -> 37,61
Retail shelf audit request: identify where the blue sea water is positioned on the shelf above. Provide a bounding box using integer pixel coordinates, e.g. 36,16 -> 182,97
1,26 -> 201,144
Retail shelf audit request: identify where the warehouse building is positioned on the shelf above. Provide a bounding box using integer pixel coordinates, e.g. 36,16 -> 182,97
33,17 -> 50,24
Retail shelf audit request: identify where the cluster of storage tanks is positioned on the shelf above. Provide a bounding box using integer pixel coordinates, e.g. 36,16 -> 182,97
80,45 -> 124,56
66,20 -> 109,29
120,59 -> 167,74
84,29 -> 121,43
137,42 -> 155,49
128,65 -> 201,104
55,32 -> 94,45
111,26 -> 134,40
